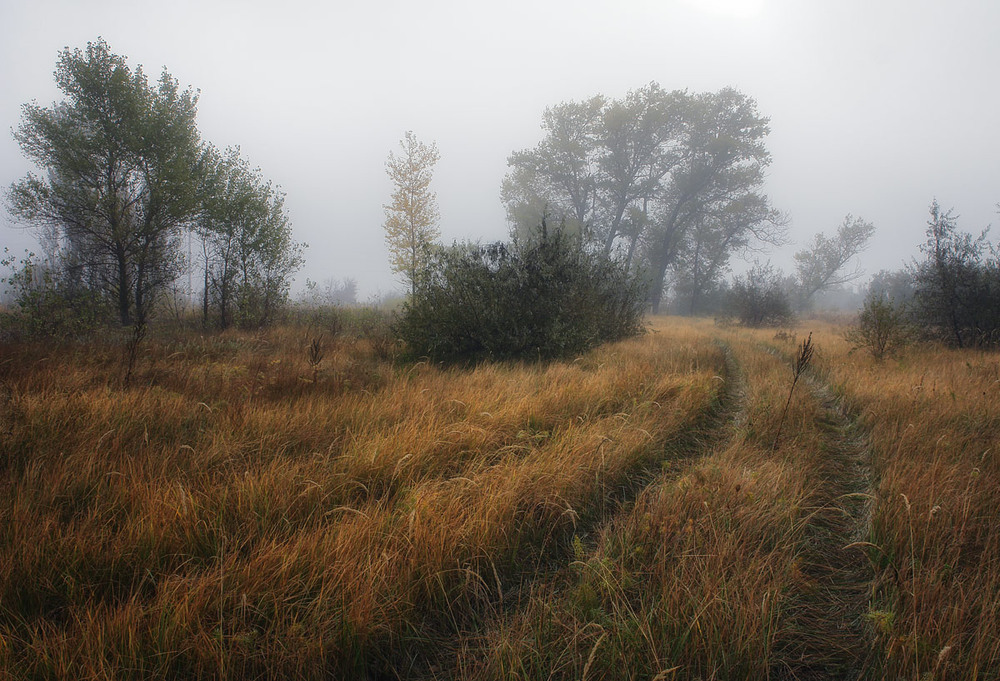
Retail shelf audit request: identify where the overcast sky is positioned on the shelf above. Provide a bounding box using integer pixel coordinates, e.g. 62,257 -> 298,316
2,0 -> 998,299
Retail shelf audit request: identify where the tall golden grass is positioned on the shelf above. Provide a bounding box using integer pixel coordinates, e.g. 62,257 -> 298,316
448,321 -> 873,679
0,320 -> 723,678
1,317 -> 997,679
784,323 -> 1000,679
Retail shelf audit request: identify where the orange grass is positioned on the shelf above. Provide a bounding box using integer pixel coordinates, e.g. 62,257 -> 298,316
778,323 -> 1000,680
0,320 -> 723,679
3,317 -> 997,680
447,321 -> 857,680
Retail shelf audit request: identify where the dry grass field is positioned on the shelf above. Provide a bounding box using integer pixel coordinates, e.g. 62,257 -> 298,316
0,316 -> 997,679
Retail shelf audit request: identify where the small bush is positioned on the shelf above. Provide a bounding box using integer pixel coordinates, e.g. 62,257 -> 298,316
396,228 -> 647,361
0,249 -> 108,341
727,263 -> 793,328
844,292 -> 911,360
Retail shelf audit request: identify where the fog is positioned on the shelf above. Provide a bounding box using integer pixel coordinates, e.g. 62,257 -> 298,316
2,0 -> 999,299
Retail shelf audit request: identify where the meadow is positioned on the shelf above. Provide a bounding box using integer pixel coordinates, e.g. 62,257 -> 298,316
0,316 -> 997,680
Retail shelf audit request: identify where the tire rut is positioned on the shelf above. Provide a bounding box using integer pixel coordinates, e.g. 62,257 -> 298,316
575,340 -> 747,552
770,359 -> 876,680
406,341 -> 747,680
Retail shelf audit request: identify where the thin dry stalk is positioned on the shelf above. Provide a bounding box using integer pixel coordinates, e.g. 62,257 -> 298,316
307,335 -> 324,383
772,331 -> 813,450
122,321 -> 147,388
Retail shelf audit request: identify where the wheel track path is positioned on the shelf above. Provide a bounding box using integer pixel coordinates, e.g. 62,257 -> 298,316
404,341 -> 748,680
766,344 -> 876,681
575,340 -> 748,553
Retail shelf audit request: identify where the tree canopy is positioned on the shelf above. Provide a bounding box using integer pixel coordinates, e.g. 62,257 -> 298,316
6,39 -> 303,329
198,147 -> 303,328
383,131 -> 440,296
8,39 -> 203,325
503,84 -> 785,313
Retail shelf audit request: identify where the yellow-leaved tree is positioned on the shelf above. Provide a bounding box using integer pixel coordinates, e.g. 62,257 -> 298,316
383,131 -> 440,295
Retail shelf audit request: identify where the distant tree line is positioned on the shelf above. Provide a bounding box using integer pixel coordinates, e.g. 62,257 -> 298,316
4,39 -> 303,335
722,200 -> 1000,351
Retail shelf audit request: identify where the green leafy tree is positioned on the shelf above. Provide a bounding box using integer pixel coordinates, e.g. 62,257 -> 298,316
503,85 -> 782,313
503,86 -> 682,261
501,96 -> 605,244
383,131 -> 440,296
644,89 -> 776,313
7,39 -> 203,325
198,147 -> 303,328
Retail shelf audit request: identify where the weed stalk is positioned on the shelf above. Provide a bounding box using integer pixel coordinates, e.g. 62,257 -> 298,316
122,321 -> 147,388
772,331 -> 813,450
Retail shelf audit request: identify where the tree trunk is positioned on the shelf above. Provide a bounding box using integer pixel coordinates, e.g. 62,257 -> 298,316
134,262 -> 145,325
625,232 -> 639,272
650,260 -> 670,314
116,245 -> 131,326
203,266 -> 209,328
688,237 -> 702,316
219,279 -> 229,329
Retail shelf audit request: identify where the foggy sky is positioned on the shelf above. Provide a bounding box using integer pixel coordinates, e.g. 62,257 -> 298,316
2,0 -> 999,300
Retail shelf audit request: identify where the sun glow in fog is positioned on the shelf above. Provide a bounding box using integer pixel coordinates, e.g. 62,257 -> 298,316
680,0 -> 766,19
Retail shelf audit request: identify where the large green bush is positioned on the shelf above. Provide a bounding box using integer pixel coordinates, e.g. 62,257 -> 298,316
396,229 -> 647,361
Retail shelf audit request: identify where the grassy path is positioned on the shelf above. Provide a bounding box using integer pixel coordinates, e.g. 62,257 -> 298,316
770,367 -> 875,679
800,325 -> 1000,678
405,339 -> 745,679
575,340 -> 747,551
419,338 -> 756,680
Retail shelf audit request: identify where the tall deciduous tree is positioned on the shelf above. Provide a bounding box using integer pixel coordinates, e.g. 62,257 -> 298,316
383,131 -> 440,296
644,88 -> 775,313
793,214 -> 875,307
503,84 -> 782,313
7,38 -> 203,325
502,96 -> 604,243
198,147 -> 303,328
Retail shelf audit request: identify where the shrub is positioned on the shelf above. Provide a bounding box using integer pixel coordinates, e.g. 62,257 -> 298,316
396,227 -> 647,361
844,292 -> 911,360
726,262 -> 793,328
910,201 -> 1000,348
0,249 -> 107,340
868,268 -> 916,307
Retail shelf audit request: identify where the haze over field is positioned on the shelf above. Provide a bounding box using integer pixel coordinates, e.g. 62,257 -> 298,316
2,0 -> 998,298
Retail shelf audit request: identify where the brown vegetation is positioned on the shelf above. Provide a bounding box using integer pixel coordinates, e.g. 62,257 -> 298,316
0,317 -> 997,679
